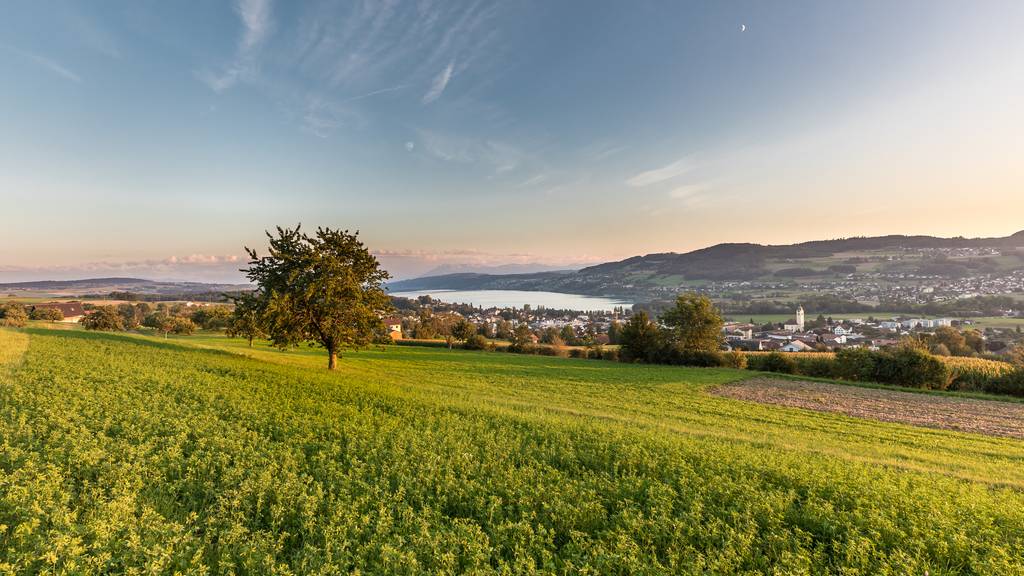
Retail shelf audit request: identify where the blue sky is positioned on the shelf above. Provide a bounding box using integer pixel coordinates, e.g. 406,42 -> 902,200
2,1 -> 1023,281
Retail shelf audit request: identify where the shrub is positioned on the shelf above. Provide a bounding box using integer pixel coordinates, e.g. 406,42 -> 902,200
877,347 -> 951,390
986,369 -> 1024,397
834,348 -> 879,382
722,350 -> 747,369
0,303 -> 29,327
462,334 -> 491,351
393,339 -> 450,348
791,355 -> 836,378
568,348 -> 587,359
663,348 -> 728,367
600,348 -> 620,362
536,345 -> 564,357
30,307 -> 64,322
747,352 -> 798,374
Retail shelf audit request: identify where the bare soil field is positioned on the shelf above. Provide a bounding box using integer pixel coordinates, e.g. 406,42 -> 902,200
713,377 -> 1024,439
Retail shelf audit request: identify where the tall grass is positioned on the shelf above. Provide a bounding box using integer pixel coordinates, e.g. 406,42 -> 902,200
2,328 -> 1024,574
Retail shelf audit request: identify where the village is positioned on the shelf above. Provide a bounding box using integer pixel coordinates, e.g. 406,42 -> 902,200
383,294 -> 1023,357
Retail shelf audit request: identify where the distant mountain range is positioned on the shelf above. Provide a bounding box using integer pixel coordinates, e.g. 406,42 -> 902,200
418,263 -> 575,277
387,231 -> 1024,299
0,277 -> 251,295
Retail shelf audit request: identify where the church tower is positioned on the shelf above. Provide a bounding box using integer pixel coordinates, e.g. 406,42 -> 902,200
796,305 -> 805,332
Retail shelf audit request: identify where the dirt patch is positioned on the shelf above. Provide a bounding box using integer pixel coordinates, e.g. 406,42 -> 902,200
712,377 -> 1024,440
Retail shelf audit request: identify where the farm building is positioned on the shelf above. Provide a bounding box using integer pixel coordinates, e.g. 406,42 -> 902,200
30,301 -> 86,323
383,317 -> 403,340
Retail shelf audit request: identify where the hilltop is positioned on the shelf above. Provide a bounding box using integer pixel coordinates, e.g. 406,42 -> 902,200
0,277 -> 252,301
389,231 -> 1024,301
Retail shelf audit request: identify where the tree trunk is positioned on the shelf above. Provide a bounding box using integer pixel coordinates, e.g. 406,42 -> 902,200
248,337 -> 253,348
328,350 -> 338,370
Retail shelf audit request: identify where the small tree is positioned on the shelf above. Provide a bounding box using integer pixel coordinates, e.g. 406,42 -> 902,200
0,303 -> 28,327
1009,343 -> 1024,367
607,320 -> 622,345
451,319 -> 477,348
117,303 -> 141,329
227,294 -> 267,347
81,306 -> 125,331
618,311 -> 663,363
191,306 -> 233,330
30,307 -> 64,322
243,225 -> 392,369
509,324 -> 534,352
171,317 -> 196,336
660,293 -> 723,352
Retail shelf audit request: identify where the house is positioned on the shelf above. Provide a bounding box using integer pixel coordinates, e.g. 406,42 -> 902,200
30,301 -> 85,323
833,325 -> 852,336
732,339 -> 766,351
821,334 -> 847,346
383,317 -> 403,340
724,328 -> 753,341
780,340 -> 813,353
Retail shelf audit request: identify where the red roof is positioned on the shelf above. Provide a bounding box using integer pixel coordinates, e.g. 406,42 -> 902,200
32,301 -> 85,317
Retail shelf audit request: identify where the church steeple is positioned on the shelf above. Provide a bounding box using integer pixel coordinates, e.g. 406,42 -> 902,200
796,305 -> 805,332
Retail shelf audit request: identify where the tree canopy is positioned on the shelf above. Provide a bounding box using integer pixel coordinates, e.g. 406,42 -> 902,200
0,303 -> 28,327
660,293 -> 723,353
81,306 -> 125,331
243,226 -> 392,369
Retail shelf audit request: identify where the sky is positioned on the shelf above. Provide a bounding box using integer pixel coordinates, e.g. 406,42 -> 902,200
2,0 -> 1023,282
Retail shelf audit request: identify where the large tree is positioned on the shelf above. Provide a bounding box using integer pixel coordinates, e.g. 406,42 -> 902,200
660,293 -> 724,352
81,306 -> 125,331
243,226 -> 392,369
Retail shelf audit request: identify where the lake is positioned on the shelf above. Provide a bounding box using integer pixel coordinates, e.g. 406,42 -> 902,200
389,289 -> 633,311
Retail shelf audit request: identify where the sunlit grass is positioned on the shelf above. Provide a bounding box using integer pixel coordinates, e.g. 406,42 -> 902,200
2,327 -> 1024,574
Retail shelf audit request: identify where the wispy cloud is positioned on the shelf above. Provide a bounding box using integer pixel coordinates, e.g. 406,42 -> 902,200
416,128 -> 526,174
625,157 -> 694,187
195,0 -> 505,136
669,183 -> 709,199
582,141 -> 628,162
197,66 -> 245,93
198,0 -> 273,93
422,60 -> 454,103
341,84 -> 408,104
13,49 -> 81,83
517,173 -> 548,188
237,0 -> 272,51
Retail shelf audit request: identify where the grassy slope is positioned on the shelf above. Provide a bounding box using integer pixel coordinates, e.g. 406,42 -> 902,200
2,328 -> 1024,574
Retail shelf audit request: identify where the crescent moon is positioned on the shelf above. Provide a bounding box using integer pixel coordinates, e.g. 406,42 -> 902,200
740,24 -> 746,32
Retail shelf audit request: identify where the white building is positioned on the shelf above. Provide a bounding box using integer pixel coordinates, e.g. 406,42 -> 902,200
784,305 -> 806,332
780,340 -> 812,352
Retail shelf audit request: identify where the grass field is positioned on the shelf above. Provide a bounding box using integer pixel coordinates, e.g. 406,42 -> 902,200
3,327 -> 1024,574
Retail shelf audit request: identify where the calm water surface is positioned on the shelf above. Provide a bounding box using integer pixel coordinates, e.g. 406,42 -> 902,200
390,289 -> 632,311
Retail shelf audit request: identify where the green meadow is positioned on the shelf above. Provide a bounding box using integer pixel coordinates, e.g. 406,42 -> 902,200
2,327 -> 1024,574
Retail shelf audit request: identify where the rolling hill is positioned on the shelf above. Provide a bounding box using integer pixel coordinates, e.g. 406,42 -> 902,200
388,231 -> 1024,299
